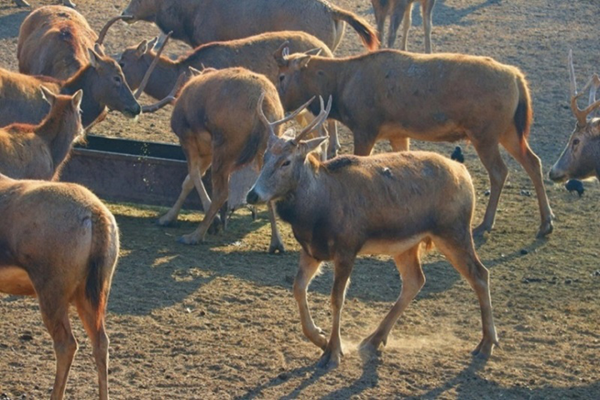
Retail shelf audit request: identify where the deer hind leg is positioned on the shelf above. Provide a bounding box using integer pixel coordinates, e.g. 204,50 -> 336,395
360,244 -> 425,356
432,232 -> 498,359
318,254 -> 355,369
267,201 -> 285,254
158,174 -> 195,226
326,120 -> 339,159
37,293 -> 78,400
293,250 -> 327,349
473,141 -> 508,236
389,136 -> 410,152
74,291 -> 109,400
422,0 -> 435,53
179,159 -> 230,245
500,132 -> 554,238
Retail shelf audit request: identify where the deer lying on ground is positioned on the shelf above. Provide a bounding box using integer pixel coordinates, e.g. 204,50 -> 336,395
0,50 -> 140,128
18,6 -> 132,80
118,31 -> 339,157
549,51 -> 600,182
121,0 -> 379,52
371,0 -> 436,52
0,87 -> 83,180
0,173 -> 119,400
246,95 -> 498,369
275,48 -> 554,238
14,0 -> 76,8
162,67 -> 312,252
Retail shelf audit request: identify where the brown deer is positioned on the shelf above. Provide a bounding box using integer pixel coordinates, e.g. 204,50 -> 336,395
0,87 -> 83,180
275,48 -> 554,238
246,95 -> 498,369
0,49 -> 141,128
549,50 -> 600,182
161,67 -> 311,252
14,0 -> 76,8
371,0 -> 436,52
18,6 -> 132,80
0,174 -> 120,400
121,0 -> 379,52
118,31 -> 340,158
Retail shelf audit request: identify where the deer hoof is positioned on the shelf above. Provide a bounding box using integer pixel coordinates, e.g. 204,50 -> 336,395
268,242 -> 285,255
536,220 -> 554,238
316,347 -> 341,370
473,223 -> 492,237
177,233 -> 201,245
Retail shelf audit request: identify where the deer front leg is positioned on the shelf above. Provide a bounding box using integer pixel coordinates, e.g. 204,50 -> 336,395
267,201 -> 285,254
317,254 -> 355,369
293,250 -> 327,349
158,174 -> 195,226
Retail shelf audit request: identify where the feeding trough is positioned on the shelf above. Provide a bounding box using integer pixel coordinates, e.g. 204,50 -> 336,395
60,135 -> 258,212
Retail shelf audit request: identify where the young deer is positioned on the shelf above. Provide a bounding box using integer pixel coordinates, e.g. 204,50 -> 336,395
246,95 -> 498,369
371,0 -> 436,52
0,174 -> 120,400
0,87 -> 83,180
549,50 -> 600,182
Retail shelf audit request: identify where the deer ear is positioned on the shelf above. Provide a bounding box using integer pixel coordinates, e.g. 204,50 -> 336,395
88,48 -> 101,68
72,89 -> 83,109
39,85 -> 56,106
273,41 -> 290,67
299,136 -> 328,156
135,40 -> 149,57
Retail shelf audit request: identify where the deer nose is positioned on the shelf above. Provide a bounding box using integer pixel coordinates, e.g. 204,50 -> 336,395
246,189 -> 259,205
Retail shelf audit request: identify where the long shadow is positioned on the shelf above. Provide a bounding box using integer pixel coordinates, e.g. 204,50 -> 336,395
0,10 -> 28,40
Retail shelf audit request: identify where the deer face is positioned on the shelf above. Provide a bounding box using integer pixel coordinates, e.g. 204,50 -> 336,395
89,49 -> 141,118
275,50 -> 317,113
549,119 -> 600,181
122,0 -> 160,22
118,40 -> 151,90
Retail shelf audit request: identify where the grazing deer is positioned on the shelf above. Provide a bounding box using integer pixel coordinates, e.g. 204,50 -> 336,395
371,0 -> 436,52
275,48 -> 554,238
118,31 -> 339,158
0,50 -> 141,129
0,174 -> 119,400
549,50 -> 600,182
161,67 -> 306,252
0,87 -> 83,180
246,96 -> 498,369
18,6 -> 132,80
121,0 -> 379,52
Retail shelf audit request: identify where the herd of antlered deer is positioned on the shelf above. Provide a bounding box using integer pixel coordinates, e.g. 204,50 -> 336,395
1,0 -> 599,399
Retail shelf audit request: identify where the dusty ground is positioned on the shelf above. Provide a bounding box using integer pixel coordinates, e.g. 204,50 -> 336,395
1,0 -> 599,399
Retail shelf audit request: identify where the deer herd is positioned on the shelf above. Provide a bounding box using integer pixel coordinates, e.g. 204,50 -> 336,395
0,0 -> 597,398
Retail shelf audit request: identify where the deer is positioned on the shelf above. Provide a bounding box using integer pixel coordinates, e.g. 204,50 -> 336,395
160,67 -> 316,253
549,50 -> 600,182
14,0 -> 76,8
0,173 -> 119,400
17,6 -> 132,80
246,95 -> 498,369
274,48 -> 554,238
118,31 -> 340,158
371,0 -> 436,53
0,87 -> 83,180
120,0 -> 379,52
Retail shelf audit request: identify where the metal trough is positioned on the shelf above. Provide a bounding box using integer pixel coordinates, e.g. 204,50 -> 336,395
60,135 -> 258,211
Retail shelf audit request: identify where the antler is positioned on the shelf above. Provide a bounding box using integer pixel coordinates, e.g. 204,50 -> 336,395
568,49 -> 600,125
134,31 -> 172,99
256,93 -> 315,140
141,69 -> 189,113
293,95 -> 332,144
96,15 -> 133,45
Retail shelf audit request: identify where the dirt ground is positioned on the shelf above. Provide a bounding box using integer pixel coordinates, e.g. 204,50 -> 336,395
1,0 -> 599,399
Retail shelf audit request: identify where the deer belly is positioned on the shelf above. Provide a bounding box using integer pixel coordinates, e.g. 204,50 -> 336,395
0,266 -> 35,296
359,235 -> 425,256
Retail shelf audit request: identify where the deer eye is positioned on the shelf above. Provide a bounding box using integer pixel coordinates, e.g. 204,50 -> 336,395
572,138 -> 580,146
279,74 -> 285,83
119,62 -> 125,68
281,160 -> 291,167
114,76 -> 122,84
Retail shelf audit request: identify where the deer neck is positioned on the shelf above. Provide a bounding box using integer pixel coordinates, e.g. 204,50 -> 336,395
35,110 -> 78,169
142,53 -> 181,100
156,0 -> 200,46
62,67 -> 104,128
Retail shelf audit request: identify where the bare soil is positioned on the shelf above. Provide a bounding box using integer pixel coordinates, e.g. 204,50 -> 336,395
1,0 -> 599,399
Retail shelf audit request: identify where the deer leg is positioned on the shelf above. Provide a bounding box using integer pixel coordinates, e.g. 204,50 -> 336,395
13,0 -> 30,7
267,201 -> 285,254
326,120 -> 339,159
62,0 -> 76,8
360,245 -> 425,355
389,136 -> 410,152
432,232 -> 498,359
158,174 -> 195,226
317,254 -> 355,369
501,134 -> 554,238
353,132 -> 378,156
75,293 -> 109,400
373,4 -> 386,45
37,294 -> 77,400
293,250 -> 327,349
422,0 -> 435,53
179,163 -> 230,245
388,2 -> 410,49
473,143 -> 508,236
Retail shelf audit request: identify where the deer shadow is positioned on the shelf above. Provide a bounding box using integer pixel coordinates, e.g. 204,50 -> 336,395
0,10 -> 28,40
